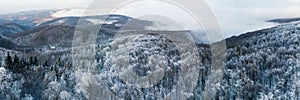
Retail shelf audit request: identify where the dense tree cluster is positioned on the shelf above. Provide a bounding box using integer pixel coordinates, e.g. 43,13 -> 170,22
216,22 -> 300,99
0,52 -> 84,99
3,52 -> 40,73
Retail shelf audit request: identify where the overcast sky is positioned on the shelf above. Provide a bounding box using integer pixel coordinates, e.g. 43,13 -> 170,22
0,0 -> 92,14
0,0 -> 300,38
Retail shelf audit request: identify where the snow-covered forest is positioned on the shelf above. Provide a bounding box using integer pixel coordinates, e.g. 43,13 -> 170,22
0,6 -> 300,99
0,22 -> 300,100
217,22 -> 300,99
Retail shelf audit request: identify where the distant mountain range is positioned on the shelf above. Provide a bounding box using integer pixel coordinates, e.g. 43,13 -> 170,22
267,17 -> 300,24
0,9 -> 155,52
0,9 -> 57,27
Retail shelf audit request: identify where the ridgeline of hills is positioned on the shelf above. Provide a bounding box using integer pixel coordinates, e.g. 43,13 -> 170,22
267,17 -> 300,24
0,10 -> 153,51
2,9 -> 298,52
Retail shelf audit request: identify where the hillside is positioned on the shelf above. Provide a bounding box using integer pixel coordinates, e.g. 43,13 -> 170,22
38,14 -> 153,30
0,23 -> 29,36
10,25 -> 90,48
0,35 -> 15,49
216,22 -> 300,99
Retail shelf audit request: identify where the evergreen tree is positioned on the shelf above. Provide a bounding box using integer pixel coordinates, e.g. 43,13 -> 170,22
43,60 -> 49,70
13,54 -> 20,73
19,58 -> 27,72
13,54 -> 19,65
4,52 -> 12,70
34,56 -> 38,66
29,56 -> 33,66
53,58 -> 62,80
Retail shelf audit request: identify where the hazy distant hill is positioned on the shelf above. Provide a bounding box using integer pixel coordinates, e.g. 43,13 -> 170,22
0,10 -> 57,27
267,17 -> 300,24
0,34 -> 15,49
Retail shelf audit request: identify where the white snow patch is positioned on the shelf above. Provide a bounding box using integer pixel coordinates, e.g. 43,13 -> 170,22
86,19 -> 118,25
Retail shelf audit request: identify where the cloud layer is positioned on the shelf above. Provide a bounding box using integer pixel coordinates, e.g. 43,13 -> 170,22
206,0 -> 300,37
